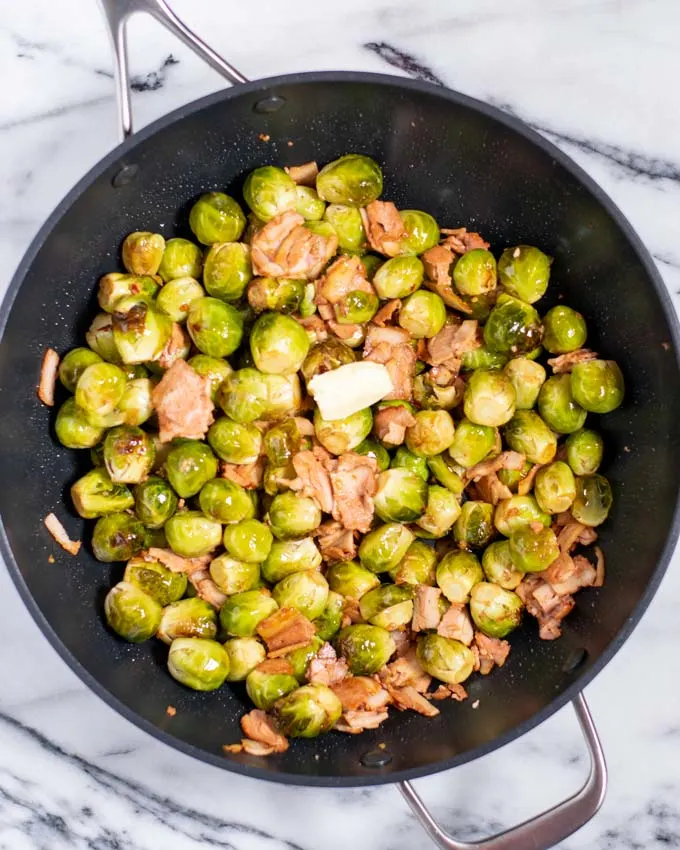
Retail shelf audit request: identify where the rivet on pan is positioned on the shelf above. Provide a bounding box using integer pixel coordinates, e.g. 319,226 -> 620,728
562,647 -> 588,674
360,749 -> 392,768
253,95 -> 286,114
112,163 -> 140,188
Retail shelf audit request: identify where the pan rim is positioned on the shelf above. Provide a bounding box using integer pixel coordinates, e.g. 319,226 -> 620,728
1,70 -> 679,788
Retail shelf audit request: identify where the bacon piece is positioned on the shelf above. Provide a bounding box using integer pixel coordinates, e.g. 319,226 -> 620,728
411,585 -> 442,632
542,552 -> 597,596
43,513 -> 81,555
341,597 -> 363,628
329,453 -> 378,533
473,632 -> 510,674
556,521 -> 588,553
285,161 -> 319,186
152,359 -> 214,443
389,628 -> 412,658
516,575 -> 575,640
593,547 -> 605,587
475,473 -> 513,505
335,710 -> 389,733
188,568 -> 227,608
372,299 -> 402,327
361,201 -> 406,257
316,255 -> 373,308
157,323 -> 189,369
316,520 -> 357,564
38,348 -> 59,406
332,676 -> 391,712
145,548 -> 211,575
288,450 -> 334,513
547,349 -> 598,374
373,405 -> 416,447
379,648 -> 431,693
427,320 -> 480,365
306,642 -> 349,686
440,228 -> 490,254
465,451 -> 526,482
517,463 -> 542,496
251,210 -> 338,279
437,603 -> 474,645
296,314 -> 328,343
363,325 -> 417,401
430,683 -> 468,702
386,685 -> 439,717
241,709 -> 289,753
422,244 -> 454,288
220,457 -> 265,490
254,658 -> 295,675
257,608 -> 316,653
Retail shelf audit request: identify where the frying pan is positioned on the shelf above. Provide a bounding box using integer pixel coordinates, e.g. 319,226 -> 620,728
1,1 -> 679,848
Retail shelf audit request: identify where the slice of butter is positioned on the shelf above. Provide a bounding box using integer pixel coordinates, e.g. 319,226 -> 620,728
308,361 -> 394,421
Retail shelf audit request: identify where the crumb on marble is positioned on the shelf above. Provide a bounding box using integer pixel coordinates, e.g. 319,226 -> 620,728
166,705 -> 177,717
258,133 -> 271,142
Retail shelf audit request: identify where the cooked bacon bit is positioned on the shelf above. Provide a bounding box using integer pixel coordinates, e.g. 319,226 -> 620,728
327,319 -> 364,341
363,325 -> 417,401
438,604 -> 474,645
329,453 -> 378,533
336,710 -> 389,733
423,280 -> 474,314
543,552 -> 596,596
289,450 -> 333,513
285,161 -> 319,186
241,709 -> 289,753
267,640 -> 312,658
257,608 -> 316,653
553,510 -> 573,527
307,642 -> 349,686
43,513 -> 81,555
429,362 -> 462,384
340,596 -> 363,628
166,705 -> 177,717
251,211 -> 338,279
258,133 -> 270,142
379,648 -> 431,693
386,685 -> 439,717
47,555 -> 55,564
220,457 -> 265,490
473,632 -> 510,674
188,568 -> 227,608
528,520 -> 545,534
317,255 -> 373,307
152,359 -> 214,443
465,451 -> 526,482
38,348 -> 59,407
389,628 -> 412,658
431,683 -> 468,701
427,320 -> 480,365
296,314 -> 328,343
316,520 -> 357,564
593,546 -> 605,587
475,473 -> 513,505
440,227 -> 490,254
361,201 -> 406,257
256,658 -> 296,675
411,585 -> 442,632
157,323 -> 190,369
223,743 -> 244,754
372,299 -> 402,327
556,521 -> 589,553
373,405 -> 416,447
547,349 -> 598,374
516,575 -> 575,640
242,739 -> 277,756
578,526 -> 598,546
422,244 -> 454,288
145,548 -> 211,575
332,676 -> 391,712
517,463 -> 542,496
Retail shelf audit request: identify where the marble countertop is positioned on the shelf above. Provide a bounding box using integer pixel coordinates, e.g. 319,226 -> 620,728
2,1 -> 680,848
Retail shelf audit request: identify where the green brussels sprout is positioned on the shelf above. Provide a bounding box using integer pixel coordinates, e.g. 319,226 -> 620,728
284,637 -> 325,682
103,425 -> 155,484
262,419 -> 307,466
323,204 -> 366,252
391,446 -> 429,481
111,299 -> 173,365
496,460 -> 531,492
198,478 -> 255,524
416,485 -> 461,538
155,276 -> 205,323
75,362 -> 127,420
86,313 -> 121,363
571,474 -> 613,527
453,501 -> 495,549
272,569 -> 329,620
316,154 -> 383,206
336,624 -> 395,675
453,249 -> 497,296
358,521 -> 415,574
274,683 -> 342,737
301,338 -> 356,385
373,255 -> 424,299
481,540 -> 523,590
116,378 -> 154,427
333,290 -> 379,325
484,294 -> 544,355
186,297 -> 244,358
448,418 -> 498,468
359,583 -> 414,630
263,461 -> 296,496
223,519 -> 273,564
361,253 -> 384,280
503,357 -> 547,409
158,597 -> 218,644
313,591 -> 345,641
92,512 -> 146,562
295,185 -> 326,221
314,407 -> 372,455
224,637 -> 267,681
98,273 -> 159,313
268,492 -> 322,540
121,231 -> 166,276
55,398 -> 106,449
166,440 -> 218,498
534,461 -> 576,514
374,468 -> 428,522
469,582 -> 523,638
71,468 -> 134,518
202,242 -> 252,302
542,305 -> 587,354
164,510 -> 223,557
570,360 -> 624,414
261,537 -> 322,584
168,637 -> 230,691
247,276 -> 305,314
538,374 -> 587,434
460,345 -> 509,372
565,428 -> 604,476
219,588 -> 279,637
249,312 -> 310,375
104,581 -> 161,642
216,368 -> 269,423
416,633 -> 475,684
327,559 -> 380,598
305,220 -> 337,242
463,369 -> 517,427
427,453 -> 465,495
59,347 -> 103,392
398,290 -> 447,339
189,192 -> 246,245
123,556 -> 187,606
509,526 -> 560,573
209,554 -> 260,595
413,372 -> 461,411
243,165 -> 298,221
498,245 -> 551,304
246,663 -> 299,710
399,209 -> 440,255
504,410 -> 558,464
389,540 -> 437,585
207,418 -> 262,465
354,438 -> 390,471
436,550 -> 483,603
185,355 -> 231,402
494,494 -> 551,537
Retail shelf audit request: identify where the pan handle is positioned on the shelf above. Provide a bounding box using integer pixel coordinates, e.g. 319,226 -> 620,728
399,693 -> 607,850
98,0 -> 248,140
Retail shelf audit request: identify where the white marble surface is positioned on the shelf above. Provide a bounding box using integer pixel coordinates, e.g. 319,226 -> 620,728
2,1 -> 680,848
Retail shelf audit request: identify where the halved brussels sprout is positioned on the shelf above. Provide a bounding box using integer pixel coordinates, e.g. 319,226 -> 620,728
398,290 -> 447,339
272,569 -> 329,620
373,255 -> 424,299
355,438 -> 391,471
481,540 -> 523,590
509,526 -> 560,572
494,494 -> 551,537
504,410 -> 557,465
538,374 -> 587,434
374,468 -> 428,522
55,398 -> 106,449
316,154 -> 383,206
98,273 -> 159,313
463,369 -> 516,427
166,440 -> 218,498
112,299 -> 173,365
359,583 -> 414,629
59,348 -> 103,392
314,407 -> 372,455
570,360 -> 624,414
503,357 -> 546,409
219,588 -> 279,637
436,550 -> 483,603
571,474 -> 613,527
453,501 -> 495,549
223,519 -> 273,564
156,276 -> 205,322
199,478 -> 255,525
323,204 -> 366,252
86,313 -> 122,363
565,428 -> 604,476
274,683 -> 343,738
224,637 -> 267,681
246,662 -> 299,710
416,634 -> 475,684
427,453 -> 465,495
250,312 -> 310,375
158,238 -> 203,282
168,637 -> 230,691
261,537 -> 322,584
209,554 -> 260,595
405,410 -> 455,457
542,305 -> 587,354
413,373 -> 461,411
124,556 -> 187,606
103,425 -> 155,484
189,192 -> 246,245
187,354 -> 232,401
268,492 -> 322,540
243,166 -> 298,221
469,582 -> 522,638
498,245 -> 551,304
389,539 -> 438,586
416,485 -> 461,538
399,209 -> 440,255
164,510 -> 223,557
117,378 -> 154,427
247,276 -> 305,314
122,231 -> 166,276
187,297 -> 244,358
327,559 -> 381,598
484,294 -> 543,355
313,591 -> 345,641
203,242 -> 252,302
453,249 -> 497,296
448,418 -> 498,468
157,597 -> 218,644
534,461 -> 576,514
92,512 -> 146,562
71,468 -> 134,518
301,338 -> 357,385
296,185 -> 326,221
105,581 -> 162,642
336,624 -> 396,675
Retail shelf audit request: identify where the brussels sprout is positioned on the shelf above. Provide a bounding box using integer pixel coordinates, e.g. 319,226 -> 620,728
249,312 -> 311,376
354,438 -> 390,471
453,249 -> 497,296
416,633 -> 475,684
314,407 -> 372,455
327,559 -> 381,598
111,299 -> 172,365
373,255 -> 424,299
504,410 -> 558,464
98,273 -> 159,313
199,478 -> 255,524
316,154 -> 383,206
122,231 -> 166,276
565,428 -> 604,476
427,453 -> 465,495
189,192 -> 246,245
157,597 -> 219,644
273,569 -> 329,620
460,345 -> 509,372
436,550 -> 483,603
361,253 -> 384,280
359,522 -> 415,576
333,289 -> 379,325
496,460 -> 533,492
413,372 -> 461,411
55,398 -> 106,449
481,540 -> 523,590
59,348 -> 103,392
86,313 -> 121,363
416,485 -> 461,537
398,290 -> 447,339
224,637 -> 267,681
374,468 -> 428,522
448,419 -> 498,468
389,539 -> 438,585
117,378 -> 154,426
166,440 -> 218,498
484,295 -> 544,355
453,501 -> 495,549
571,474 -> 613,527
207,418 -> 262,465
404,410 -> 455,458
268,492 -> 322,540
219,588 -> 279,637
301,339 -> 356,386
313,591 -> 345,640
534,461 -> 576,514
542,305 -> 587,354
168,637 -> 230,691
323,204 -> 366,252
359,583 -> 414,629
498,245 -> 551,304
274,683 -> 342,738
503,358 -> 546,409
538,374 -> 587,434
336,624 -> 396,675
104,582 -> 161,642
305,220 -> 337,241
399,209 -> 440,255
75,362 -> 127,421
187,297 -> 244,358
509,526 -> 560,573
243,166 -> 298,221
157,238 -> 203,283
570,360 -> 624,414
103,425 -> 155,484
201,242 -> 252,302
391,446 -> 429,481
247,276 -> 305,314
246,663 -> 299,710
208,554 -> 260,595
261,420 -> 305,467
123,556 -> 187,606
187,354 -> 232,401
92,512 -> 146,562
261,537 -> 322,584
470,582 -> 523,638
295,185 -> 326,221
155,276 -> 205,322
164,510 -> 223,557
71,468 -> 134,518
463,369 -> 516,427
281,637 -> 325,680
223,518 -> 273,564
494,494 -> 551,537
217,368 -> 270,423
263,461 -> 296,497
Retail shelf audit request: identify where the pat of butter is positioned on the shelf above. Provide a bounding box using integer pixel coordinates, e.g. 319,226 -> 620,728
308,361 -> 394,421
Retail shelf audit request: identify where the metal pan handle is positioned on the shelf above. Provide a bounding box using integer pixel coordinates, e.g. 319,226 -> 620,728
399,694 -> 607,850
98,0 -> 248,140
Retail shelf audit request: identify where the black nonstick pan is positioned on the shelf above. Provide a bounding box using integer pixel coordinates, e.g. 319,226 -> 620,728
1,1 -> 679,848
